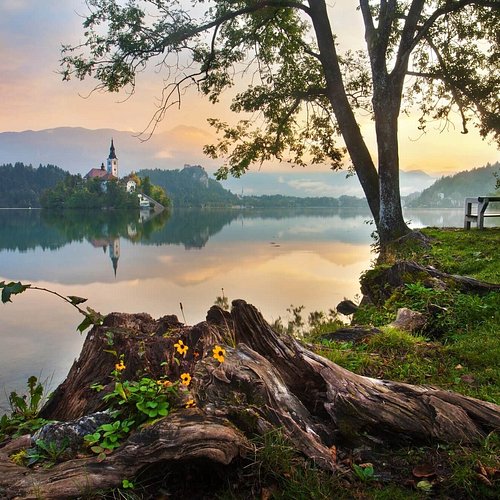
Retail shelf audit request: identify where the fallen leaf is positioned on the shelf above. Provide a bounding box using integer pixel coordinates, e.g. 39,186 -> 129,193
460,374 -> 476,384
455,364 -> 463,370
412,463 -> 436,478
330,444 -> 337,463
478,462 -> 488,477
476,473 -> 492,486
416,480 -> 433,492
483,466 -> 499,477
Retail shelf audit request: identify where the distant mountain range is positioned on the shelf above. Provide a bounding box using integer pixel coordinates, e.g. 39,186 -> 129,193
220,169 -> 436,198
0,126 -> 214,176
406,162 -> 500,208
0,126 -> 439,198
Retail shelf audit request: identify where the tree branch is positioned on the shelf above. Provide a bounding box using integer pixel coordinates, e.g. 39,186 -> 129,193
398,0 -> 499,72
359,0 -> 376,58
425,36 -> 469,134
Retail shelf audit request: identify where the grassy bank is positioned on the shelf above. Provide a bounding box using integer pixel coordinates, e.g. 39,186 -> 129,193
310,228 -> 500,405
290,227 -> 500,498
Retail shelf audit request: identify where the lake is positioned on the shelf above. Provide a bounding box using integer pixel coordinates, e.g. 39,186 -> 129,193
0,207 -> 466,411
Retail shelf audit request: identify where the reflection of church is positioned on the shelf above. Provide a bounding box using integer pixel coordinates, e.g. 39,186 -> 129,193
90,237 -> 120,276
85,140 -> 125,276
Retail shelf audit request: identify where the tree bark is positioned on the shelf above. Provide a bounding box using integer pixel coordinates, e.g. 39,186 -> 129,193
374,99 -> 411,243
1,301 -> 499,498
308,0 -> 380,225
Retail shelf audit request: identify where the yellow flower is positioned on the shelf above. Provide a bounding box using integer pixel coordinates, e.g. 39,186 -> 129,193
212,345 -> 226,363
115,361 -> 126,371
185,399 -> 196,408
174,339 -> 189,356
180,373 -> 192,386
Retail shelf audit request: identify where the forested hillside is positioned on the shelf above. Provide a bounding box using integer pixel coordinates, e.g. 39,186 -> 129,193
0,162 -> 67,208
138,165 -> 239,207
407,162 -> 499,208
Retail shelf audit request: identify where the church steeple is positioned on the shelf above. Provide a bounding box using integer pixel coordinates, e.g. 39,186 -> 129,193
107,138 -> 118,177
109,238 -> 120,277
109,139 -> 117,159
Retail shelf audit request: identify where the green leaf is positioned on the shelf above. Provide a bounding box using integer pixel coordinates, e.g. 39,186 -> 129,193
67,295 -> 88,305
1,281 -> 31,303
114,382 -> 127,400
76,315 -> 93,333
416,480 -> 433,492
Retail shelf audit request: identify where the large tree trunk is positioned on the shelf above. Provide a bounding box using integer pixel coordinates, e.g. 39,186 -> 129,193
374,101 -> 411,243
1,301 -> 499,498
308,0 -> 380,225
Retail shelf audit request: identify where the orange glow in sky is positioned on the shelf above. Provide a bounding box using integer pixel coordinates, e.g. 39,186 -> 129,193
0,0 -> 497,175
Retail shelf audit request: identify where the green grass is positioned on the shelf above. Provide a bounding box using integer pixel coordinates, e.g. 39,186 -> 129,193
299,228 -> 500,497
316,228 -> 500,403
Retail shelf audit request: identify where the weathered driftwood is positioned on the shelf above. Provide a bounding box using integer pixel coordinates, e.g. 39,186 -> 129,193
361,260 -> 500,306
1,300 -> 499,498
0,413 -> 247,499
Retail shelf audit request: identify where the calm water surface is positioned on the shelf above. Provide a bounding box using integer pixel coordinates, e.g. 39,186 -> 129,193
0,207 -> 465,411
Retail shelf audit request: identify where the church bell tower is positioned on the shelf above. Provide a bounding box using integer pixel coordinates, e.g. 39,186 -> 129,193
107,139 -> 118,178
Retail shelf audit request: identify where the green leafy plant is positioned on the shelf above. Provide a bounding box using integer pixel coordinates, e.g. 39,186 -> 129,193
9,449 -> 28,466
85,368 -> 179,459
352,463 -> 375,482
0,281 -> 103,333
121,479 -> 135,490
0,376 -> 51,441
26,438 -> 69,467
84,418 -> 135,461
9,375 -> 44,420
103,377 -> 174,421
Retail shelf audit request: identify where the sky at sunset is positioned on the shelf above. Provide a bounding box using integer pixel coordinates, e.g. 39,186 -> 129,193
0,0 -> 497,175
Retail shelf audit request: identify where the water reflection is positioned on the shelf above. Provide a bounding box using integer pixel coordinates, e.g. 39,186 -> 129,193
0,207 -> 469,410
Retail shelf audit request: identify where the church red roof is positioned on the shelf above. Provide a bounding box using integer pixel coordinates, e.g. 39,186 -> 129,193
85,167 -> 116,180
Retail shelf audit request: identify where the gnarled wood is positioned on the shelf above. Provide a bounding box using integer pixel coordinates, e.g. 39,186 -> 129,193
0,413 -> 247,499
361,260 -> 500,306
1,300 -> 499,498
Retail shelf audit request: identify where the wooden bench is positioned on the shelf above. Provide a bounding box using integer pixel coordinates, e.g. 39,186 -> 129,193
464,196 -> 500,229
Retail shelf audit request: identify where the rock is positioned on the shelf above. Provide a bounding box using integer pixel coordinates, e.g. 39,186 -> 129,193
389,308 -> 427,332
32,412 -> 112,458
322,326 -> 381,343
336,300 -> 359,315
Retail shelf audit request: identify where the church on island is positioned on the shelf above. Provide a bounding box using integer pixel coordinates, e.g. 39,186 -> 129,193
85,139 -> 121,181
84,139 -> 138,194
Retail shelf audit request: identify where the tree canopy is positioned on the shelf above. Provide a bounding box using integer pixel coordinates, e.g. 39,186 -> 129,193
61,0 -> 499,242
0,162 -> 67,208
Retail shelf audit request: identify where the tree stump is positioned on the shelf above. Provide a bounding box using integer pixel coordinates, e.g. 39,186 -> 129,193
1,300 -> 499,498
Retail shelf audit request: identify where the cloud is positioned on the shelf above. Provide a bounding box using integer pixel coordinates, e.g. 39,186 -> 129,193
286,178 -> 363,197
0,0 -> 30,12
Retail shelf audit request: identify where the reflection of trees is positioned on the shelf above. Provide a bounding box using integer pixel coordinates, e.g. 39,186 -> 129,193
0,209 -> 173,253
141,209 -> 239,249
3,207 -> 448,255
41,209 -> 172,244
0,210 -> 68,252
